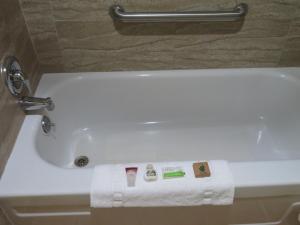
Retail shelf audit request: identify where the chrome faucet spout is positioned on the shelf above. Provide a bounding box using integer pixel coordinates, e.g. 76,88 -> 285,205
1,56 -> 55,113
19,96 -> 55,111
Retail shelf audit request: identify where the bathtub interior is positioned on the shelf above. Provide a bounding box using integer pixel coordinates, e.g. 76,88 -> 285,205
35,71 -> 300,168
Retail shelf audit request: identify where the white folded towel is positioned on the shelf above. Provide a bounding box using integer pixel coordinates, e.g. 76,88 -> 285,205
90,160 -> 234,208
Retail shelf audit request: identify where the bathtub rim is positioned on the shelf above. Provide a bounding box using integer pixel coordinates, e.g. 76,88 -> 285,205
35,67 -> 300,98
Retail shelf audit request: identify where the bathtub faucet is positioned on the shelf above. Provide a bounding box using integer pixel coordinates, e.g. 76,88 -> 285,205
19,96 -> 55,111
0,56 -> 55,112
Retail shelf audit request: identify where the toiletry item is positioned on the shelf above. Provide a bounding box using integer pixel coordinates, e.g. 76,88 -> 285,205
144,164 -> 157,181
162,166 -> 185,179
193,162 -> 211,178
125,167 -> 138,187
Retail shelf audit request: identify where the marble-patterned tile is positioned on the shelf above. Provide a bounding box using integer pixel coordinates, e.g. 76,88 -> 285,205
56,20 -> 177,52
62,49 -> 174,72
173,48 -> 281,69
237,0 -> 298,21
0,82 -> 24,178
173,17 -> 289,38
20,0 -> 64,72
174,21 -> 243,36
0,98 -> 24,176
15,35 -> 41,90
174,36 -> 284,51
114,21 -> 177,36
16,0 -> 63,71
39,63 -> 65,73
289,17 -> 300,36
51,0 -> 237,21
236,19 -> 291,38
20,0 -> 56,37
0,15 -> 10,58
279,50 -> 300,67
3,0 -> 27,44
55,15 -> 285,71
20,0 -> 57,39
1,0 -> 41,87
278,0 -> 300,67
37,50 -> 64,66
0,0 -> 41,181
31,34 -> 63,65
289,23 -> 300,37
283,36 -> 300,51
51,0 -> 106,21
175,22 -> 287,40
173,35 -> 283,68
21,0 -> 300,71
20,0 -> 52,14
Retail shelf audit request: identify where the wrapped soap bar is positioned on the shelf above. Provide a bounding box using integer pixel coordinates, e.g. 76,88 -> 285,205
162,166 -> 185,179
193,162 -> 211,178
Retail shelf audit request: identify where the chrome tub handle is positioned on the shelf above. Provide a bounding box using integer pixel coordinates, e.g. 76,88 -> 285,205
110,4 -> 248,23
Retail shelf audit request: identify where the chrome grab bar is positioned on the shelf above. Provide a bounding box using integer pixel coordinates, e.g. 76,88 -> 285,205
110,4 -> 248,23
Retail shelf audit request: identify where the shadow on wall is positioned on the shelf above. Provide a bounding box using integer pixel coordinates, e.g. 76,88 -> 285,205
112,20 -> 245,35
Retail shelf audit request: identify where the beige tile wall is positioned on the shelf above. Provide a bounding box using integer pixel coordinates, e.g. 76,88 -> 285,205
0,2 -> 41,220
0,0 -> 40,175
280,11 -> 300,66
19,0 -> 300,73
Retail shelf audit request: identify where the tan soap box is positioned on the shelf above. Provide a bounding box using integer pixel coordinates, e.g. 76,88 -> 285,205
193,162 -> 211,178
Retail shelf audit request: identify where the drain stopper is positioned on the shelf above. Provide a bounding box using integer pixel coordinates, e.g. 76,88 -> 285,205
74,156 -> 89,167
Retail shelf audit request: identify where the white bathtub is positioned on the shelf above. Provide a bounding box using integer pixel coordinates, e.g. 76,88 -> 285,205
1,68 -> 300,225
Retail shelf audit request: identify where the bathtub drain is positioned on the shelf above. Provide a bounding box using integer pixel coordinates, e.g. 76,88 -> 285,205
74,156 -> 89,167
